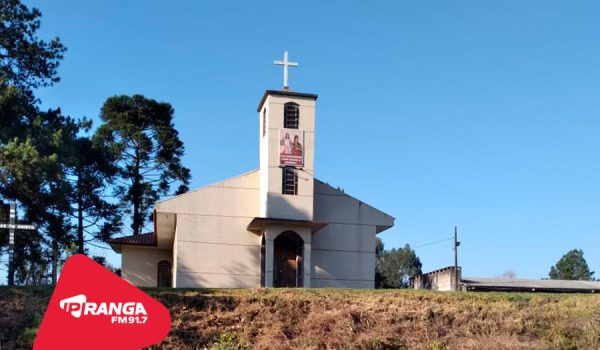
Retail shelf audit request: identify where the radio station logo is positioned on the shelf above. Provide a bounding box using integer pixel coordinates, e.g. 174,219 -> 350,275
34,255 -> 171,349
59,294 -> 148,324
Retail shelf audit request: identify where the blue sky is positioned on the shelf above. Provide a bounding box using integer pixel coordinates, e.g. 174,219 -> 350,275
12,0 -> 600,279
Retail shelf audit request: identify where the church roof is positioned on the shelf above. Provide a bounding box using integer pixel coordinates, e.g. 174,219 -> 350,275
155,169 -> 260,206
314,179 -> 395,233
462,277 -> 600,293
257,89 -> 318,112
108,232 -> 156,253
247,217 -> 328,234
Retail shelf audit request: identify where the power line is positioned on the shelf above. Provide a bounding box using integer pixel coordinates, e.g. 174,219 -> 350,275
412,237 -> 454,249
86,241 -> 112,250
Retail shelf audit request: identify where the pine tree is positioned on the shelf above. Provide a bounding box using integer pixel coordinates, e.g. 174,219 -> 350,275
549,249 -> 594,281
376,243 -> 422,288
0,0 -> 65,91
94,95 -> 190,236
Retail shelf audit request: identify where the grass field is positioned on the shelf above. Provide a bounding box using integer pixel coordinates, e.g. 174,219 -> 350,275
1,287 -> 599,349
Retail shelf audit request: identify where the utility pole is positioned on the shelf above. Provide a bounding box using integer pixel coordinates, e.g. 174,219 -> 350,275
454,226 -> 460,291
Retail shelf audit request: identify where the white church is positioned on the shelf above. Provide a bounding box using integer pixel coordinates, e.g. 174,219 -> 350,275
110,53 -> 395,288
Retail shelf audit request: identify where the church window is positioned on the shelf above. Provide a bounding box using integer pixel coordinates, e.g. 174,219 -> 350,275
282,166 -> 298,195
284,102 -> 299,129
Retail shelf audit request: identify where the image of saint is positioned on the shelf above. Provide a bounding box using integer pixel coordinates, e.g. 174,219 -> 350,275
292,135 -> 303,156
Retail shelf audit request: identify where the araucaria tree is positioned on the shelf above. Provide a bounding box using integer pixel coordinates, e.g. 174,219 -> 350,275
95,95 -> 190,236
549,249 -> 594,281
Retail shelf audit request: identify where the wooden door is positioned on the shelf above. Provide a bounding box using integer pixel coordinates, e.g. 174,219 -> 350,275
157,261 -> 172,288
274,238 -> 297,287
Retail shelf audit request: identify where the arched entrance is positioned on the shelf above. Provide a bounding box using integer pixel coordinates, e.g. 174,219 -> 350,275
273,231 -> 303,287
157,260 -> 172,288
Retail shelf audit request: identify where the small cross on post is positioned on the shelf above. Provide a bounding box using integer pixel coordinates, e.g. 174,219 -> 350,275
274,51 -> 298,90
0,202 -> 36,286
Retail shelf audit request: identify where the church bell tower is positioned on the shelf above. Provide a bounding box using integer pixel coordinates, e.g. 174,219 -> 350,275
257,52 -> 318,220
257,89 -> 317,220
252,52 -> 320,288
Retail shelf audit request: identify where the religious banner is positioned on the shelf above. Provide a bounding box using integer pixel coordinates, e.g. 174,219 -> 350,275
279,128 -> 304,168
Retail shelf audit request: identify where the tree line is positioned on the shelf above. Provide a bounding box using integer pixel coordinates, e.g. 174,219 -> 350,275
0,0 -> 190,285
374,241 -> 595,289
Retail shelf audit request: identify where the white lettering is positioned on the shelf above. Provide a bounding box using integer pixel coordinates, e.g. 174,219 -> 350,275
96,303 -> 108,315
108,303 -> 122,315
123,302 -> 136,315
84,302 -> 97,315
135,303 -> 147,315
59,295 -> 148,320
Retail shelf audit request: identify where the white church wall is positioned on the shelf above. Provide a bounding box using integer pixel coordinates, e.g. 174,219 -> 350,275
155,171 -> 263,288
265,193 -> 313,220
310,180 -> 394,289
311,249 -> 375,286
258,96 -> 271,218
172,224 -> 178,287
121,246 -> 172,287
312,224 -> 376,253
314,191 -> 394,228
156,170 -> 260,218
175,215 -> 258,246
177,215 -> 260,287
177,270 -> 259,288
176,241 -> 260,288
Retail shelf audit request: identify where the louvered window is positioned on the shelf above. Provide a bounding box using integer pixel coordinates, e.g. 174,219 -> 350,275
284,102 -> 299,129
282,166 -> 298,195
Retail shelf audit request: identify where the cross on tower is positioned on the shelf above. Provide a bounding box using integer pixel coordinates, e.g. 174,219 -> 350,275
0,202 -> 36,286
274,51 -> 298,90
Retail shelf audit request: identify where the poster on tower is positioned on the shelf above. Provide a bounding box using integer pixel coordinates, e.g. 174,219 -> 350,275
279,128 -> 304,168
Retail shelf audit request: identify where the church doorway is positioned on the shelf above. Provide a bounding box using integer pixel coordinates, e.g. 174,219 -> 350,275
273,231 -> 303,287
157,260 -> 172,288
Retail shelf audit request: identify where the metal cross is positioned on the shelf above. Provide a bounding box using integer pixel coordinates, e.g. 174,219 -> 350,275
274,51 -> 298,89
0,202 -> 36,286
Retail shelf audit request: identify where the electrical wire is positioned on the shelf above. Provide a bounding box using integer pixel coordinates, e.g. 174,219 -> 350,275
86,241 -> 112,250
412,237 -> 454,249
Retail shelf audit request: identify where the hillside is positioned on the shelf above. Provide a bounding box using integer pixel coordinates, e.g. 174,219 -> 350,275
1,287 -> 599,349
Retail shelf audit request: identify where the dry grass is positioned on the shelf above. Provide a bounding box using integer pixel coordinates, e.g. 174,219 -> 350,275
2,287 -> 600,349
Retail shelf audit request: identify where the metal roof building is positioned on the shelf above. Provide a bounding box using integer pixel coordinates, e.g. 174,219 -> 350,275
413,266 -> 600,293
462,277 -> 600,293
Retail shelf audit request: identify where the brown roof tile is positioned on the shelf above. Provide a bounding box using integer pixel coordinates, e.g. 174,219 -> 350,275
109,232 -> 156,247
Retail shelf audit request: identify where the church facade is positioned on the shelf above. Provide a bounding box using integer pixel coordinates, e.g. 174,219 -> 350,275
110,89 -> 394,288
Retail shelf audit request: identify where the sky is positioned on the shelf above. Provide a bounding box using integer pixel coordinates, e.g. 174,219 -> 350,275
5,0 -> 599,281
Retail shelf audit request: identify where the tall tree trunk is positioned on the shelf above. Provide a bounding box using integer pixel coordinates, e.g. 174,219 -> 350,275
77,168 -> 84,254
132,150 -> 141,235
51,239 -> 58,285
